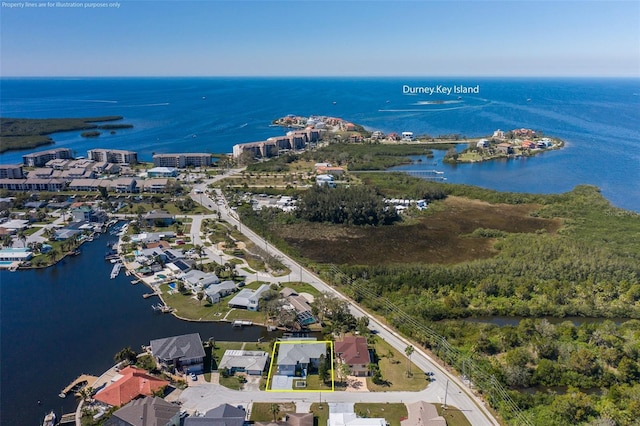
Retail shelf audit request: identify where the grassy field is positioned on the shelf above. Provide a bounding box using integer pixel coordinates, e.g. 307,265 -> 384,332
272,196 -> 559,265
367,338 -> 429,392
354,403 -> 408,426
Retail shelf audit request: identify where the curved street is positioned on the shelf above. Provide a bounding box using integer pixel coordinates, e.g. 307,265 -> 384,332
181,168 -> 500,426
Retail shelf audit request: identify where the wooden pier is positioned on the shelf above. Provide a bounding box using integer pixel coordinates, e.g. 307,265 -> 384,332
59,374 -> 98,398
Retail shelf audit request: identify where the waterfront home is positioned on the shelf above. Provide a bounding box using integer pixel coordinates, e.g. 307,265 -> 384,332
150,333 -> 206,374
279,288 -> 316,326
71,205 -> 107,223
204,280 -> 237,303
184,403 -> 246,426
228,284 -> 270,311
93,366 -> 169,408
104,396 -> 180,426
401,401 -> 446,426
477,139 -> 489,148
276,342 -> 326,376
0,247 -> 33,262
218,350 -> 269,375
496,143 -> 514,154
334,336 -> 371,377
255,413 -> 313,426
180,270 -> 220,290
143,210 -> 175,227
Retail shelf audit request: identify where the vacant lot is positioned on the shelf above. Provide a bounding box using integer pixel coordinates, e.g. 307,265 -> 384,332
275,196 -> 560,265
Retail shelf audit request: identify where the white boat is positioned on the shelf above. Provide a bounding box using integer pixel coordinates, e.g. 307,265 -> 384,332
110,262 -> 122,279
42,411 -> 56,426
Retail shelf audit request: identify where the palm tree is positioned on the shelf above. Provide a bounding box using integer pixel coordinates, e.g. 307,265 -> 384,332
194,244 -> 204,267
269,403 -> 280,422
405,345 -> 414,377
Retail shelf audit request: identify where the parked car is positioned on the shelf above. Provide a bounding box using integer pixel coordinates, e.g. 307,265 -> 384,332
190,372 -> 197,381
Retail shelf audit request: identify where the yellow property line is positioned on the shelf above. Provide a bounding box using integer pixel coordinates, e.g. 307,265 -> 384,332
266,340 -> 335,392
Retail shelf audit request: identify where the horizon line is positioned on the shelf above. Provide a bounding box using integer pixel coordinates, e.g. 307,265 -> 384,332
1,74 -> 639,79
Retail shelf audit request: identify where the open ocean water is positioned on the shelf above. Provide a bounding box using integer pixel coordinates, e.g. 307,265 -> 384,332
1,77 -> 639,211
0,78 -> 639,425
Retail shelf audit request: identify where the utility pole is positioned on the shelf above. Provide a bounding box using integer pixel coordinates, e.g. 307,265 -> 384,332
443,379 -> 449,410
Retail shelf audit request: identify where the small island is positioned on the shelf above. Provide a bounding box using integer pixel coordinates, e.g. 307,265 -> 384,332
443,128 -> 564,164
0,116 -> 133,153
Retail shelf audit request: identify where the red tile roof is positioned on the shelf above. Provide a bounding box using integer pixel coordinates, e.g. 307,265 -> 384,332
335,336 -> 370,365
94,366 -> 169,407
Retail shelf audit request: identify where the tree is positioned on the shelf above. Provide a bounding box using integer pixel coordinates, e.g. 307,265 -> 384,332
269,403 -> 281,422
194,244 -> 205,267
405,345 -> 414,377
339,362 -> 351,383
197,291 -> 204,305
318,354 -> 330,383
114,347 -> 137,365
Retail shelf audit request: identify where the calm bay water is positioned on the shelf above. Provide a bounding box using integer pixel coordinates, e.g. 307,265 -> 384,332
1,78 -> 639,424
1,77 -> 639,210
0,231 -> 277,426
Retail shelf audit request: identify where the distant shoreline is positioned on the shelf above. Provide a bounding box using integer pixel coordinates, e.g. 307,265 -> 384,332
0,116 -> 131,154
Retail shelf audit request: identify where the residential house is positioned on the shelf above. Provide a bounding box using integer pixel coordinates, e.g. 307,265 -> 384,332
254,413 -> 313,426
71,205 -> 107,223
180,270 -> 220,290
228,284 -> 270,311
143,210 -> 175,227
400,401 -> 446,426
328,403 -> 385,426
276,342 -> 326,376
147,167 -> 178,178
0,247 -> 33,262
280,288 -> 316,326
104,396 -> 180,426
150,333 -> 206,374
496,143 -> 514,154
93,366 -> 169,407
476,139 -> 489,148
204,280 -> 237,303
217,350 -> 269,375
184,403 -> 246,426
334,336 -> 371,377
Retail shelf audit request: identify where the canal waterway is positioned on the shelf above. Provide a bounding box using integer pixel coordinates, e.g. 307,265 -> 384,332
0,231 -> 279,426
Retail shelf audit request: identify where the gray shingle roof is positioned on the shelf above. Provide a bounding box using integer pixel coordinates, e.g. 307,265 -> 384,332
150,333 -> 205,362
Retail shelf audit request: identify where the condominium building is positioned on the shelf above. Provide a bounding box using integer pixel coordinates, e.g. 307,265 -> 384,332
87,149 -> 138,164
152,153 -> 212,168
22,148 -> 73,167
0,164 -> 24,179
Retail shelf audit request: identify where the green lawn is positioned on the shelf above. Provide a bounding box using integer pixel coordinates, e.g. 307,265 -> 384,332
366,339 -> 429,392
250,402 -> 296,422
354,403 -> 408,426
219,374 -> 244,390
435,403 -> 472,426
310,403 -> 329,426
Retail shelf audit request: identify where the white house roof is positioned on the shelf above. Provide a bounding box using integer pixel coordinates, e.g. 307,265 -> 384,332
228,284 -> 270,308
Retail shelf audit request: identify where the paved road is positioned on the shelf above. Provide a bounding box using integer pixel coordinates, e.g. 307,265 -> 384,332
183,170 -> 499,426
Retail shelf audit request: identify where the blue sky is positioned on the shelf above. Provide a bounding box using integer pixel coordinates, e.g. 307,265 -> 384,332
1,0 -> 638,77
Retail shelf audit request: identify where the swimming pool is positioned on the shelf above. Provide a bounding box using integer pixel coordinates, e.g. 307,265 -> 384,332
168,282 -> 176,290
0,261 -> 15,266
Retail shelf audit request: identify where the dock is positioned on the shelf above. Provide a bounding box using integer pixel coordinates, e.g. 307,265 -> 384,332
232,320 -> 253,327
143,292 -> 159,299
152,303 -> 174,313
59,413 -> 76,424
59,374 -> 98,398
